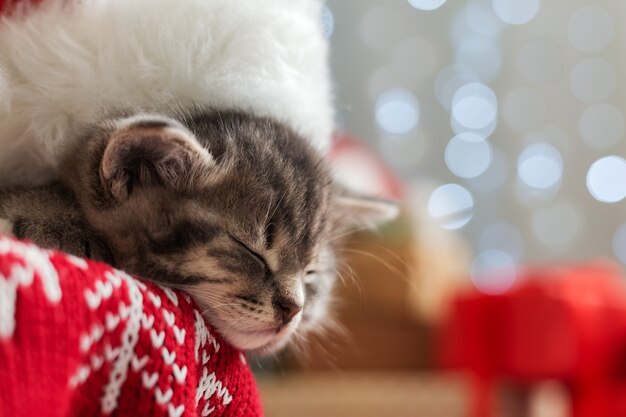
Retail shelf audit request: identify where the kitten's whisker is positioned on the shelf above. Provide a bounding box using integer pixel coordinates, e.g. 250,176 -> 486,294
335,267 -> 363,301
338,247 -> 405,278
335,259 -> 357,284
288,334 -> 311,366
349,241 -> 415,275
200,301 -> 239,311
328,230 -> 360,243
333,257 -> 361,296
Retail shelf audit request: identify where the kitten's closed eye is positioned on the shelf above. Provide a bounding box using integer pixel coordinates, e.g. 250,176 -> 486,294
228,234 -> 270,273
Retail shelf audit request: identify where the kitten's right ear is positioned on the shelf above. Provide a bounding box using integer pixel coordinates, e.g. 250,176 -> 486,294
331,184 -> 400,230
100,119 -> 214,200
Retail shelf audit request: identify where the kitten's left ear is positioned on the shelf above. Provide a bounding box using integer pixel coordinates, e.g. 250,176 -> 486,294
100,119 -> 213,200
332,185 -> 400,229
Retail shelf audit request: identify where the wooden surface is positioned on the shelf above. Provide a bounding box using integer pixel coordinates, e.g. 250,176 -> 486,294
258,372 -> 468,417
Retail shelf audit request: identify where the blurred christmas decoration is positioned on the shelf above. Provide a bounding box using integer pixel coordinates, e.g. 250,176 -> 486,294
441,262 -> 626,417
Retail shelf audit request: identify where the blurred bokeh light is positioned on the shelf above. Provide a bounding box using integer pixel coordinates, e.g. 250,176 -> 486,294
327,0 -> 626,285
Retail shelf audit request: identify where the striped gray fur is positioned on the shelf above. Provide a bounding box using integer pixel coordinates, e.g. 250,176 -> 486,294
0,110 -> 397,353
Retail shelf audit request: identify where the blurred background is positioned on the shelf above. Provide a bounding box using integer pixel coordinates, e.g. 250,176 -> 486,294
258,1 -> 626,416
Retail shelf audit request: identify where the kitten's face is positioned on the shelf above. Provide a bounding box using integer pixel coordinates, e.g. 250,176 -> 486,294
63,111 -> 346,353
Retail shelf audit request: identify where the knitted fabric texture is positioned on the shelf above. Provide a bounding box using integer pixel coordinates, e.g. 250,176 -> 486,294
0,235 -> 263,417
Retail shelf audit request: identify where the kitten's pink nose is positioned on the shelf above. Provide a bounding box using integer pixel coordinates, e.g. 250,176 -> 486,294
275,299 -> 302,325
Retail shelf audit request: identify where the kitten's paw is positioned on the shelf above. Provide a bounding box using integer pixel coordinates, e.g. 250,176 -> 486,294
8,216 -> 111,263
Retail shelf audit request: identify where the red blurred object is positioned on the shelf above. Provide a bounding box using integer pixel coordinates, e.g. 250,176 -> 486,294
329,133 -> 404,201
0,0 -> 43,14
440,262 -> 626,417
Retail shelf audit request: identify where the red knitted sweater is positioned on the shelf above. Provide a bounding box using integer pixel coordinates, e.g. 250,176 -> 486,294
0,236 -> 263,417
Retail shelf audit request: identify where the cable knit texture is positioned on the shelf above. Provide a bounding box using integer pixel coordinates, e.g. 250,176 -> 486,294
0,235 -> 263,417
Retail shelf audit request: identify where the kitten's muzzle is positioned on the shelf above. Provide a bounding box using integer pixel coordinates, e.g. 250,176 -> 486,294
274,298 -> 302,326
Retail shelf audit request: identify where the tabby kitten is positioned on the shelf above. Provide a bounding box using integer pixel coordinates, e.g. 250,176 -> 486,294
0,110 -> 397,353
0,0 -> 396,353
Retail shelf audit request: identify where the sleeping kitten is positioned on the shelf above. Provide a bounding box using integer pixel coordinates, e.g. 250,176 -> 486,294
0,0 -> 398,353
0,110 -> 397,353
